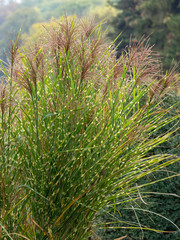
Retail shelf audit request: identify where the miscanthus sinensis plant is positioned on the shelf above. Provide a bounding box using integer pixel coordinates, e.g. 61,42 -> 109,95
0,16 -> 180,239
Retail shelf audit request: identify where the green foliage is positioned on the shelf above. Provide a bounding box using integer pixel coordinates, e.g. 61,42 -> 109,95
0,0 -> 108,72
0,1 -> 19,68
97,94 -> 180,240
0,7 -> 41,38
0,5 -> 42,75
0,16 -> 180,239
109,0 -> 141,52
20,0 -> 106,19
110,0 -> 180,70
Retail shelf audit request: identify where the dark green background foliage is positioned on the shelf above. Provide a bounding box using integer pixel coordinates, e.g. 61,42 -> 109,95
97,93 -> 180,240
109,0 -> 180,70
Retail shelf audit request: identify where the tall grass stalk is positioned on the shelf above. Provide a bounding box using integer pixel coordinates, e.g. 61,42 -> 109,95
0,32 -> 21,237
0,16 -> 180,239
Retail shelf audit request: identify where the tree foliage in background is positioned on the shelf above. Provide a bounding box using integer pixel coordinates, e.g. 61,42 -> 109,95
109,0 -> 180,70
108,0 -> 141,52
0,0 -> 109,72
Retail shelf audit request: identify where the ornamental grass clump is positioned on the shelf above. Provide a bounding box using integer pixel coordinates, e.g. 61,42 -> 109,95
0,16 -> 180,239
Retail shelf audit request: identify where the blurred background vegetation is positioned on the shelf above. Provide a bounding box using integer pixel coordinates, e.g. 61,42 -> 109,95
0,0 -> 118,66
0,0 -> 180,75
0,0 -> 180,239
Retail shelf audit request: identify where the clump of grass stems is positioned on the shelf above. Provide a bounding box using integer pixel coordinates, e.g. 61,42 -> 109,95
0,16 -> 180,239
